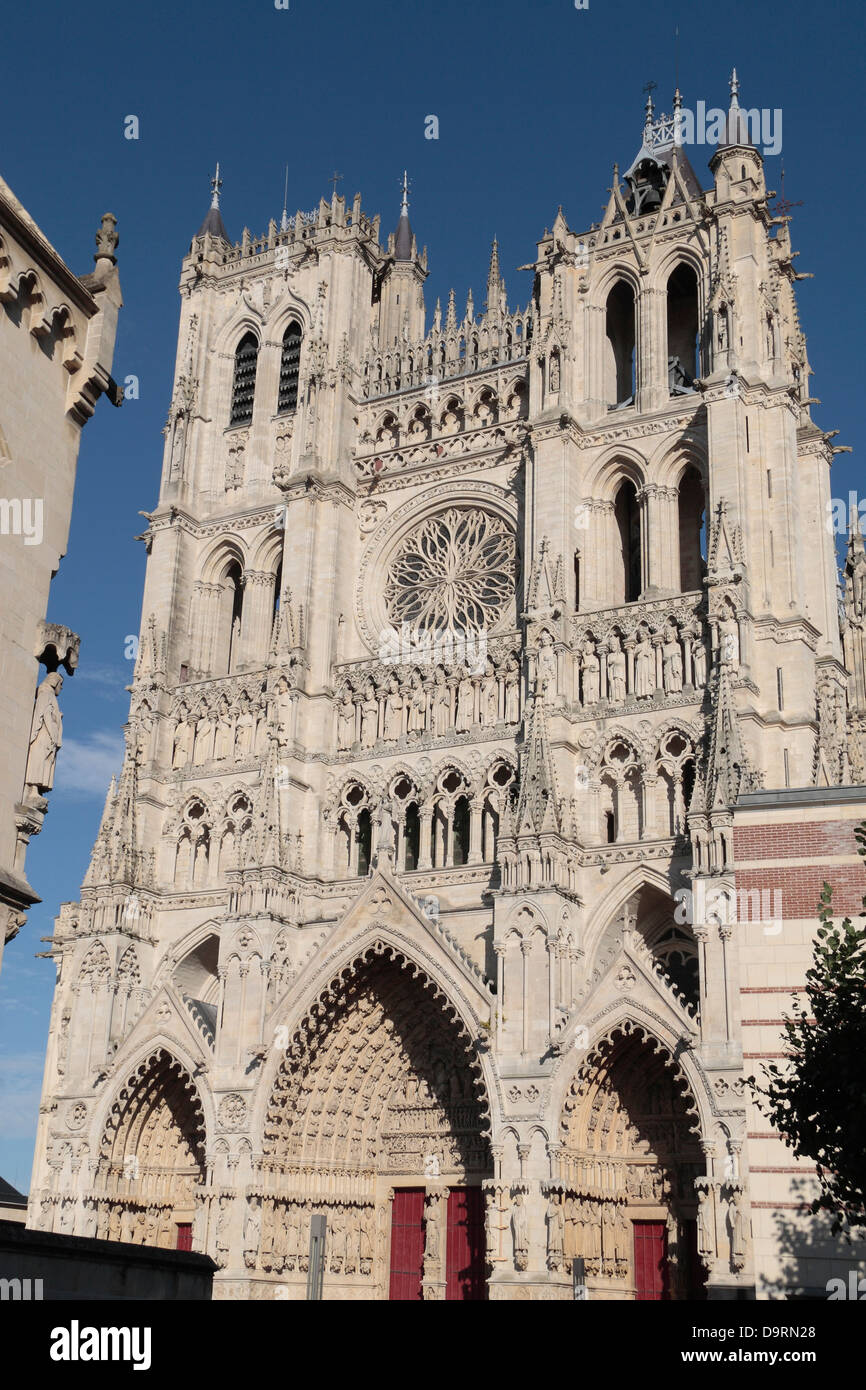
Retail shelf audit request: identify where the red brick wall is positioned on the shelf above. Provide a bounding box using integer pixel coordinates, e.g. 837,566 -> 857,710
734,820 -> 860,861
732,817 -> 865,918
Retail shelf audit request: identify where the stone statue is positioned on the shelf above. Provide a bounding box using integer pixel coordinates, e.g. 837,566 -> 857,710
192,1195 -> 207,1252
692,633 -> 708,688
455,669 -> 475,731
431,667 -> 450,737
480,659 -> 499,725
214,698 -> 232,760
549,351 -> 561,393
510,1192 -> 528,1271
274,676 -> 293,746
719,607 -> 740,668
234,706 -> 254,757
374,803 -> 396,867
484,1192 -> 498,1262
193,712 -> 214,764
729,1188 -> 747,1270
424,1194 -> 441,1270
359,1207 -> 374,1264
82,1199 -> 98,1240
407,670 -> 427,736
172,709 -> 191,768
662,624 -> 684,694
360,681 -> 378,749
607,634 -> 626,704
215,1195 -> 232,1267
25,672 -> 64,794
696,1184 -> 715,1260
504,656 -> 520,723
337,689 -> 356,750
634,628 -> 654,699
582,641 -> 600,705
537,631 -> 557,698
244,1194 -> 261,1270
545,1194 -> 564,1269
383,675 -> 404,742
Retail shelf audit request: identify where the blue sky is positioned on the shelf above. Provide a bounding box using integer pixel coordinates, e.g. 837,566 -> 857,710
1,0 -> 863,1190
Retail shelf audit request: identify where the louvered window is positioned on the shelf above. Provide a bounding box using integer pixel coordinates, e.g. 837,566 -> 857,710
277,321 -> 302,414
230,332 -> 259,426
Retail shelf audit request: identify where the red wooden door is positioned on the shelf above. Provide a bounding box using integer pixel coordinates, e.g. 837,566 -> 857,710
175,1223 -> 193,1252
446,1187 -> 485,1301
633,1220 -> 668,1300
389,1189 -> 426,1301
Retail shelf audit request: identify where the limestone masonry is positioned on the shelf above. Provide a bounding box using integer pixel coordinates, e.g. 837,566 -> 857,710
26,79 -> 866,1299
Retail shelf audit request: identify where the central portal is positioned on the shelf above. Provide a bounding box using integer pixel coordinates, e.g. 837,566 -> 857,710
262,947 -> 491,1298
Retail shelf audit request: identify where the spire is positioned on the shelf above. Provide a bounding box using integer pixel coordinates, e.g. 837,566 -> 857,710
394,170 -> 413,261
486,236 -> 507,316
720,67 -> 754,150
673,86 -> 683,146
445,287 -> 457,334
254,734 -> 289,870
196,162 -> 229,241
704,662 -> 751,810
515,692 -> 561,836
280,164 -> 289,234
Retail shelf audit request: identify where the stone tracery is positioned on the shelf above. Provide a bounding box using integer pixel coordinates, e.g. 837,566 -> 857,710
384,506 -> 517,635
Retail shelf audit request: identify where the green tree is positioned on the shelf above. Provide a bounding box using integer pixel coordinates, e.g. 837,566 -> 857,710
750,824 -> 866,1236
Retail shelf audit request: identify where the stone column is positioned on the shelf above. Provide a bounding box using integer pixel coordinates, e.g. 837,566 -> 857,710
418,805 -> 433,871
468,801 -> 483,865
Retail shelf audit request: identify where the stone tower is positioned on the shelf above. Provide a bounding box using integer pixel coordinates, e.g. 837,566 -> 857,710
29,81 -> 866,1300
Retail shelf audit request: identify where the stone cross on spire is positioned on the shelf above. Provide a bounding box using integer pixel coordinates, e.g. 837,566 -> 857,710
210,163 -> 223,210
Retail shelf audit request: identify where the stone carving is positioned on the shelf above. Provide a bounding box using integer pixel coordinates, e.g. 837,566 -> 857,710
218,1093 -> 247,1131
244,1194 -> 261,1270
545,1193 -> 564,1270
25,672 -> 64,795
510,1191 -> 528,1271
607,634 -> 627,704
384,506 -> 516,634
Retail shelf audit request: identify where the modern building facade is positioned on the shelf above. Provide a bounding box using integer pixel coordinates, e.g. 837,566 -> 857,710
27,79 -> 866,1299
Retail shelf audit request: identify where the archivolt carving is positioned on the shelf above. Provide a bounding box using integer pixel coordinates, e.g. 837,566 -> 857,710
262,947 -> 491,1182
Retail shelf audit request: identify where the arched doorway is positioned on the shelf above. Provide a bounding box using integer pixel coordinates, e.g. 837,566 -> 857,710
559,1026 -> 706,1300
262,950 -> 492,1300
94,1048 -> 206,1249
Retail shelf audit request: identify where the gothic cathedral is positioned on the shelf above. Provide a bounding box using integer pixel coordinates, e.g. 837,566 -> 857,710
29,79 -> 866,1300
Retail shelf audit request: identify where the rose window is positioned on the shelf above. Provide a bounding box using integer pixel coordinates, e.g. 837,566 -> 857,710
384,507 -> 516,633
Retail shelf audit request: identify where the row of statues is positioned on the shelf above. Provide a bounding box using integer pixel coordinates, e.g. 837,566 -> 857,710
171,698 -> 270,768
34,1193 -> 177,1247
239,1194 -> 376,1274
337,657 -> 521,750
578,621 -> 708,707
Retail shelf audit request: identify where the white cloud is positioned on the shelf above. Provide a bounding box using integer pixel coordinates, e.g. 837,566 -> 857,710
0,1051 -> 46,1140
75,664 -> 130,700
57,729 -> 124,796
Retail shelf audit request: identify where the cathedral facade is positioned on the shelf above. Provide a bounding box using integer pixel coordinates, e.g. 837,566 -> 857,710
28,80 -> 866,1299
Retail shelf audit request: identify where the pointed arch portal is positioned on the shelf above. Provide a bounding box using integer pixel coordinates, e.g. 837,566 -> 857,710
559,1025 -> 706,1300
94,1048 -> 206,1249
261,947 -> 491,1298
